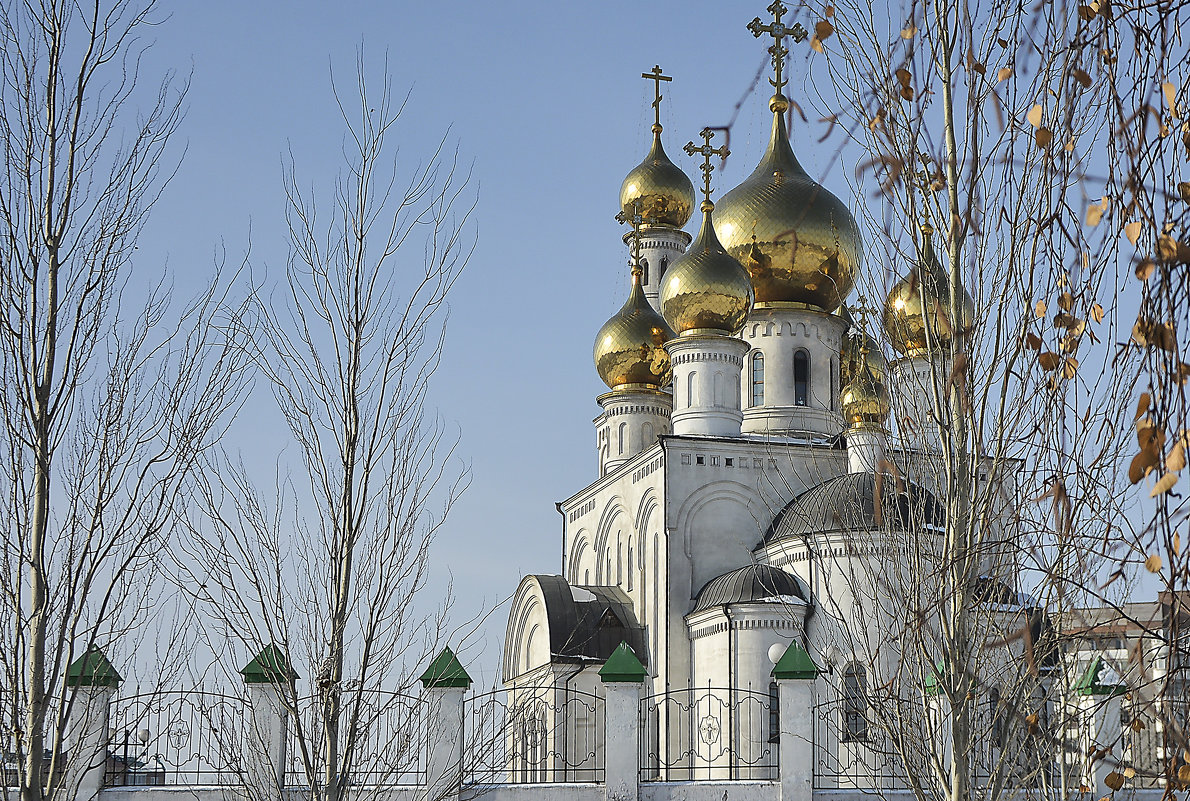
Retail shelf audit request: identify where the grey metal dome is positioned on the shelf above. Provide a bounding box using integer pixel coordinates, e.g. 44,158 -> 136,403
763,473 -> 943,545
693,564 -> 805,613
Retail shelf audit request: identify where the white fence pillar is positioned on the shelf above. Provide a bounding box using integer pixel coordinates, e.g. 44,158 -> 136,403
600,641 -> 646,801
1074,656 -> 1127,793
63,647 -> 121,801
419,647 -> 472,801
239,644 -> 298,801
773,643 -> 818,801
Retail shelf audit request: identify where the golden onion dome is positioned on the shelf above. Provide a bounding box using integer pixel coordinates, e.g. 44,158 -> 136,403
882,227 -> 975,356
620,127 -> 696,229
660,202 -> 754,335
842,327 -> 886,386
594,270 -> 677,390
841,365 -> 891,427
713,98 -> 862,310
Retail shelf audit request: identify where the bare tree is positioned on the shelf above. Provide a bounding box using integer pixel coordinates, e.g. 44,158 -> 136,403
179,62 -> 475,801
741,0 -> 1188,798
0,2 -> 249,801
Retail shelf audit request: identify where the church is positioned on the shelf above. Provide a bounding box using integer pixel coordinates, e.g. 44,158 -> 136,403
497,2 -> 1003,788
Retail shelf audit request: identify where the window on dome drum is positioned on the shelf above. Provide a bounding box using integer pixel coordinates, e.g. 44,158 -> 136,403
751,352 -> 765,406
640,257 -> 648,286
794,349 -> 810,406
841,663 -> 868,741
768,681 -> 780,743
989,686 -> 1004,748
660,255 -> 668,278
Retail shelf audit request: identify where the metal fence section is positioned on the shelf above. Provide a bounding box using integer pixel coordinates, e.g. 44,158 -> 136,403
284,690 -> 427,788
639,686 -> 778,781
461,685 -> 605,784
810,697 -> 908,790
1119,699 -> 1190,788
106,691 -> 246,786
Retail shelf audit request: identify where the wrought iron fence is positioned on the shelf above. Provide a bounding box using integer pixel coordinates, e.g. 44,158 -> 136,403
810,697 -> 909,790
106,691 -> 246,786
462,685 -> 604,784
284,690 -> 427,788
1116,698 -> 1190,788
639,686 -> 777,781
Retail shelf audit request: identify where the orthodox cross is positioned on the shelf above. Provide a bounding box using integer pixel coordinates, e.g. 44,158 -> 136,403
615,202 -> 646,279
683,128 -> 730,204
747,2 -> 808,97
849,295 -> 878,353
642,65 -> 672,131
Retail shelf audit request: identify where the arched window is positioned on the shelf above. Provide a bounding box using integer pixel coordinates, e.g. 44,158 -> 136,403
642,421 -> 655,446
627,538 -> 634,591
640,257 -> 649,286
751,352 -> 765,406
660,255 -> 669,278
794,349 -> 810,406
842,662 -> 868,741
688,371 -> 698,406
617,422 -> 627,455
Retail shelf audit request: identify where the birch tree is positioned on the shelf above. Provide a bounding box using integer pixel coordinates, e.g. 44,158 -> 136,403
0,2 -> 248,800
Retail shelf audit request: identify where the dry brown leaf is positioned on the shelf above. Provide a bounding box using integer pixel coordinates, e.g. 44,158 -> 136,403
1135,260 -> 1155,280
1152,472 -> 1178,497
1135,392 -> 1151,420
1176,532 -> 1182,556
1064,357 -> 1079,379
1086,197 -> 1108,226
1026,332 -> 1043,350
1078,4 -> 1097,21
1027,104 -> 1044,127
1105,771 -> 1125,791
1145,553 -> 1164,572
1091,303 -> 1105,323
1038,351 -> 1060,371
1073,68 -> 1092,88
816,19 -> 834,40
1179,182 -> 1190,202
902,23 -> 917,39
1035,299 -> 1047,317
1130,449 -> 1159,483
1058,291 -> 1074,311
1165,81 -> 1180,119
1035,127 -> 1053,148
1124,220 -> 1142,244
997,66 -> 1013,82
1168,441 -> 1187,472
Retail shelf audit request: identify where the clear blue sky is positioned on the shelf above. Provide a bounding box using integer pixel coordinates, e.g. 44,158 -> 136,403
133,1 -> 885,684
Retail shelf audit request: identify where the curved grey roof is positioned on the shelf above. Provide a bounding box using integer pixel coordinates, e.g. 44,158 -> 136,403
527,575 -> 648,666
763,472 -> 942,545
693,564 -> 805,612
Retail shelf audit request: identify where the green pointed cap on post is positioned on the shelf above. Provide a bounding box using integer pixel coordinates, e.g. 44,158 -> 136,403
419,647 -> 472,690
1074,655 -> 1128,696
771,642 -> 818,680
599,641 -> 647,683
66,646 -> 122,687
240,644 -> 299,684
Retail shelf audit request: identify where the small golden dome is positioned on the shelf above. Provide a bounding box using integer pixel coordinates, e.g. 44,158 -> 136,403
841,366 -> 891,427
713,107 -> 862,309
835,305 -> 886,385
620,129 -> 696,229
660,204 -> 754,335
882,229 -> 975,356
594,271 -> 676,390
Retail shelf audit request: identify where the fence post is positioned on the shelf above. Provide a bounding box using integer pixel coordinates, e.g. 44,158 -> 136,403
419,647 -> 472,801
773,642 -> 818,801
240,644 -> 298,801
600,641 -> 646,801
63,646 -> 121,801
1073,655 -> 1127,792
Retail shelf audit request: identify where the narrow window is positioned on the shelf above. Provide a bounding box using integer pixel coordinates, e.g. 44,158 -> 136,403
830,356 -> 838,411
989,686 -> 1003,748
660,255 -> 669,278
769,680 -> 780,743
842,663 -> 868,741
640,257 -> 648,286
618,422 -> 627,455
751,352 -> 765,406
627,539 -> 634,590
794,349 -> 810,407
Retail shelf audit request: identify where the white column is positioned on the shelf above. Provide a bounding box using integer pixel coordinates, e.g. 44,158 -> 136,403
423,686 -> 466,801
778,678 -> 815,801
595,388 -> 672,476
243,682 -> 288,800
63,685 -> 116,801
846,425 -> 887,473
625,226 -> 691,314
602,680 -> 642,801
1085,693 -> 1123,793
666,333 -> 748,437
889,354 -> 948,449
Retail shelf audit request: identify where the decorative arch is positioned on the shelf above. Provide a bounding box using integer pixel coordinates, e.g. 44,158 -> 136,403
503,577 -> 553,682
674,480 -> 765,595
567,528 -> 591,583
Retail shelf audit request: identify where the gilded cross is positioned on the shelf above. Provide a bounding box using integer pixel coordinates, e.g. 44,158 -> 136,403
747,2 -> 808,97
683,127 -> 730,204
616,202 -> 646,278
849,295 -> 878,353
642,65 -> 672,131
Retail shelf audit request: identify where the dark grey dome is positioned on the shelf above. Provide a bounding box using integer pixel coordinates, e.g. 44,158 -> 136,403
693,564 -> 805,612
763,473 -> 942,544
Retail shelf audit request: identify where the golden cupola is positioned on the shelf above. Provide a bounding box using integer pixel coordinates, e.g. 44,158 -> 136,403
841,363 -> 891,427
836,304 -> 886,387
620,67 -> 696,230
713,7 -> 862,310
594,260 -> 677,391
882,222 -> 975,356
661,129 -> 754,335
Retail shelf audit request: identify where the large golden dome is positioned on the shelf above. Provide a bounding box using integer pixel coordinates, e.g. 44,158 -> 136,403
841,365 -> 891,427
620,127 -> 696,229
713,99 -> 862,309
594,271 -> 676,389
660,203 -> 754,335
882,228 -> 975,356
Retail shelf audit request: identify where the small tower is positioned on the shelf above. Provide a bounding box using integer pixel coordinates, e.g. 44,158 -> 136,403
712,5 -> 862,437
840,297 -> 890,472
660,128 -> 754,437
593,207 -> 675,475
619,66 -> 695,313
882,218 -> 974,448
